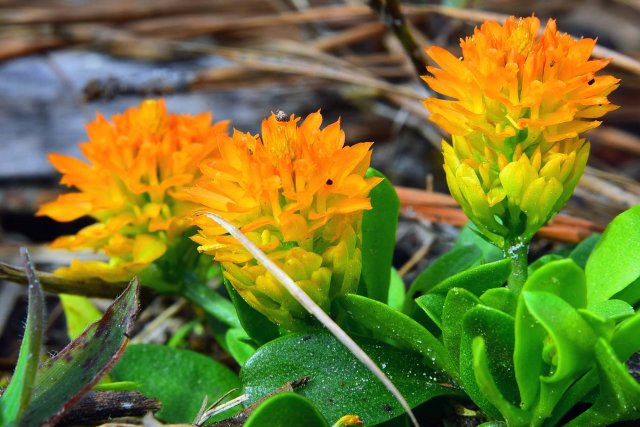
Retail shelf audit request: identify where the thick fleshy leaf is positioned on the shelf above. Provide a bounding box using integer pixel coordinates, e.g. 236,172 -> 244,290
577,309 -> 615,342
472,337 -> 528,425
111,344 -> 241,423
479,288 -> 517,316
514,260 -> 588,410
522,259 -> 587,308
429,258 -> 511,296
587,299 -> 634,322
224,279 -> 279,345
241,331 -> 459,426
225,327 -> 257,366
415,293 -> 445,329
586,205 -> 640,305
513,299 -> 546,410
545,369 -> 598,427
454,224 -> 503,263
564,339 -> 640,426
405,246 -> 482,313
388,268 -> 405,311
528,254 -> 563,273
20,278 -> 139,427
336,294 -> 451,376
611,310 -> 640,361
548,313 -> 640,427
524,292 -> 597,383
612,275 -> 640,306
569,233 -> 600,269
441,288 -> 480,373
460,306 -> 517,420
244,392 -> 328,427
0,249 -> 44,425
182,279 -> 240,328
361,168 -> 399,302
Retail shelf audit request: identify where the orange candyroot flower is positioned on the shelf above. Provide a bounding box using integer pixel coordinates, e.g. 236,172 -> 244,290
187,112 -> 381,328
37,99 -> 228,282
423,16 -> 618,248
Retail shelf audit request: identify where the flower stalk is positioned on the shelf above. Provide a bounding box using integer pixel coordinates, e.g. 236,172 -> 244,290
506,239 -> 529,295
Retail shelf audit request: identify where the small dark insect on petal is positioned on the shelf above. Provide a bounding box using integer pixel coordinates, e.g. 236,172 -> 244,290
326,179 -> 334,185
275,110 -> 289,122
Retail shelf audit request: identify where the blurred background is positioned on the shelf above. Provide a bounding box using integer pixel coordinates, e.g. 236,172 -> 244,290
0,0 -> 638,355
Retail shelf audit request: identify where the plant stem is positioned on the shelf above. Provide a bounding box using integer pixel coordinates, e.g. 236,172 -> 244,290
506,240 -> 529,295
367,0 -> 429,77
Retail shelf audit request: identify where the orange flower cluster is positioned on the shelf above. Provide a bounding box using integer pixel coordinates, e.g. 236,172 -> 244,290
423,16 -> 618,248
187,112 -> 381,328
37,100 -> 228,282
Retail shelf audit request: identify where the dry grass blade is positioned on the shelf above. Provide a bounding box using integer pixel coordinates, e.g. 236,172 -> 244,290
199,212 -> 420,427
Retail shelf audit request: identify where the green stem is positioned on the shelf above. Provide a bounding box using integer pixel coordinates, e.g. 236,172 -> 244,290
506,241 -> 529,295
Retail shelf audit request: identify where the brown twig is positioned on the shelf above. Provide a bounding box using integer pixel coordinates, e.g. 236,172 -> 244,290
56,391 -> 161,426
395,186 -> 605,243
0,262 -> 126,298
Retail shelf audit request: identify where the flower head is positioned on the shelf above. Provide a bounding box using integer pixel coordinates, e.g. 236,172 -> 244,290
37,99 -> 228,282
187,111 -> 381,329
423,16 -> 618,248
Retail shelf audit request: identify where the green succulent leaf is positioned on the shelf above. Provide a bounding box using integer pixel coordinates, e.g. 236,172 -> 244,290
611,310 -> 640,361
586,205 -> 640,306
388,268 -> 406,311
335,294 -> 451,376
241,331 -> 459,426
415,293 -> 445,329
225,327 -> 257,366
460,306 -> 517,420
524,291 -> 597,383
521,259 -> 587,308
111,343 -> 241,423
0,249 -> 44,426
479,288 -> 517,316
20,277 -> 139,427
576,309 -> 615,342
405,245 -> 482,313
223,278 -> 279,345
514,259 -> 589,410
569,233 -> 600,269
528,254 -> 563,273
472,337 -> 528,425
549,312 -> 640,427
244,392 -> 328,427
361,168 -> 400,303
587,299 -> 635,322
441,288 -> 480,373
429,258 -> 512,297
564,339 -> 640,427
612,275 -> 640,306
182,279 -> 240,328
454,224 -> 504,263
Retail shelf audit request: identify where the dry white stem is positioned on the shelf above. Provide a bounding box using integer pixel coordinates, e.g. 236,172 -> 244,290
201,212 -> 420,427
